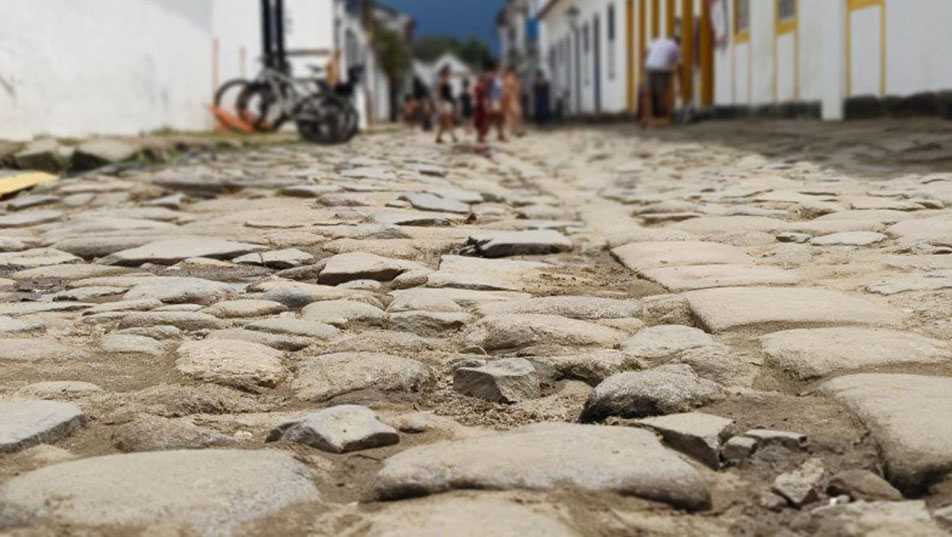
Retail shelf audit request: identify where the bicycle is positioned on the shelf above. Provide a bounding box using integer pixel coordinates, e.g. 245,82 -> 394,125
214,62 -> 360,144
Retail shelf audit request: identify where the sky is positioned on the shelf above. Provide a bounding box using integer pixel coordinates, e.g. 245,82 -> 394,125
381,0 -> 507,53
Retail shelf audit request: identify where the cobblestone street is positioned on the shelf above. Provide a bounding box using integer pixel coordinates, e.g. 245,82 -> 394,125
3,119 -> 952,535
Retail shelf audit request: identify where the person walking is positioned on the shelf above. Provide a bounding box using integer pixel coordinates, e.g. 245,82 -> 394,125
502,66 -> 524,137
473,69 -> 491,144
643,36 -> 681,125
434,65 -> 458,144
532,70 -> 552,126
458,78 -> 474,132
487,62 -> 506,142
402,94 -> 420,126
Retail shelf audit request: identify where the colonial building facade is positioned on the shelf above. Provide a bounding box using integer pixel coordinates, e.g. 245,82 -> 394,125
535,0 -> 952,120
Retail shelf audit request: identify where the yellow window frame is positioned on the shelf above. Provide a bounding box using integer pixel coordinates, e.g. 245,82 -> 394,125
773,0 -> 799,100
775,0 -> 797,34
733,0 -> 750,43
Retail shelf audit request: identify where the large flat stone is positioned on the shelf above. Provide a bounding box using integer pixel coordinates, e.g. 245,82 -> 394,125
10,263 -> 130,281
685,287 -> 902,333
0,449 -> 321,536
821,374 -> 952,493
635,412 -> 736,469
232,248 -> 314,269
52,234 -> 172,258
622,325 -> 719,359
13,139 -> 66,172
202,299 -> 288,319
401,192 -> 471,214
373,422 -> 710,511
427,255 -> 548,292
124,277 -> 238,305
205,328 -> 311,352
0,400 -> 84,453
581,364 -> 723,422
175,340 -> 287,392
0,316 -> 43,334
454,358 -> 542,403
112,415 -> 235,452
810,231 -> 888,246
72,139 -> 140,168
244,317 -> 340,339
0,248 -> 80,270
468,230 -> 572,257
7,194 -> 60,211
389,287 -> 529,310
357,494 -> 580,537
267,405 -> 399,453
464,314 -> 626,352
103,239 -> 266,266
673,216 -> 791,234
292,353 -> 433,402
0,210 -> 62,228
760,328 -> 950,379
612,241 -> 752,274
118,311 -> 226,331
0,338 -> 85,363
256,281 -> 381,308
639,264 -> 799,291
809,500 -> 945,537
319,253 -> 427,285
45,217 -> 174,237
475,295 -> 641,320
888,217 -> 952,245
301,299 -> 387,327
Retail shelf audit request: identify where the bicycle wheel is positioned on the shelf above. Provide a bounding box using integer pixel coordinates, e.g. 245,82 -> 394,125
340,103 -> 359,142
237,83 -> 289,132
320,95 -> 360,143
294,96 -> 349,144
214,79 -> 249,112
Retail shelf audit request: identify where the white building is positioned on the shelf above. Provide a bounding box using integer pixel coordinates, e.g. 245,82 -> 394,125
412,52 -> 477,98
497,0 -> 545,90
538,0 -> 952,121
0,0 -> 391,141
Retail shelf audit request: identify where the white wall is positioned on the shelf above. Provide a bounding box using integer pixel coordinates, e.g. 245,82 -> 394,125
0,0 -> 260,141
849,5 -> 881,97
540,0 -> 627,115
212,0 -> 262,84
0,0 -> 395,141
884,0 -> 952,95
710,0 -> 952,120
284,0 -> 334,77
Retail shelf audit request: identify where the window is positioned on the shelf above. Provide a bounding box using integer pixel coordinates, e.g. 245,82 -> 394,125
607,3 -> 616,80
777,0 -> 796,21
735,0 -> 750,40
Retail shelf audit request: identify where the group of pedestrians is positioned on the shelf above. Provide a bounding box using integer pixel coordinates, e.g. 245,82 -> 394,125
404,62 -> 552,145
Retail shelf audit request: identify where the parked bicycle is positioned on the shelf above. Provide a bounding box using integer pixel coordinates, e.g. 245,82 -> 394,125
215,62 -> 361,144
